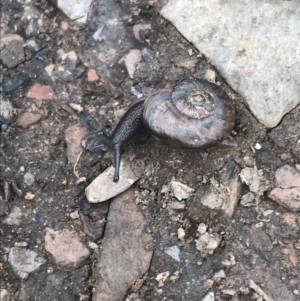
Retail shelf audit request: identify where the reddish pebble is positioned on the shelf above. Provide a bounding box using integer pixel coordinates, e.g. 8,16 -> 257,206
26,83 -> 55,101
61,21 -> 69,30
87,69 -> 99,82
280,152 -> 292,161
65,124 -> 87,164
269,187 -> 300,212
275,165 -> 300,189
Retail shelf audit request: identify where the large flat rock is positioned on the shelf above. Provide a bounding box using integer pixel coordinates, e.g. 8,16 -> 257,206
160,0 -> 300,128
93,189 -> 153,301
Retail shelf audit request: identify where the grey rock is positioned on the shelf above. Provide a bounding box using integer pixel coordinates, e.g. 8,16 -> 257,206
93,189 -> 153,301
3,206 -> 22,225
57,0 -> 92,23
85,159 -> 139,203
80,213 -> 104,241
8,247 -> 46,276
24,172 -> 35,185
1,40 -> 25,68
250,227 -> 273,252
0,96 -> 13,130
202,161 -> 242,217
26,39 -> 41,52
160,0 -> 300,128
2,73 -> 30,93
165,246 -> 180,262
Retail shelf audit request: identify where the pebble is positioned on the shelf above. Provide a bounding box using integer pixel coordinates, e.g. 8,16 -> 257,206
93,189 -> 153,301
65,124 -> 87,164
239,166 -> 268,195
275,165 -> 300,189
268,187 -> 300,212
124,49 -> 142,79
204,69 -> 216,83
240,192 -> 257,207
164,246 -> 180,262
177,228 -> 185,240
16,112 -> 42,129
26,39 -> 41,51
170,180 -> 194,201
133,23 -> 151,41
87,242 -> 98,249
0,97 -> 13,131
69,210 -> 80,219
69,103 -> 83,113
24,172 -> 35,185
87,69 -> 99,82
195,232 -> 221,257
202,292 -> 214,301
57,0 -> 92,23
14,242 -> 28,247
197,223 -> 207,235
250,227 -> 273,252
1,40 -> 25,68
85,159 -> 139,203
3,206 -> 22,225
44,227 -> 90,269
26,83 -> 55,102
8,247 -> 46,276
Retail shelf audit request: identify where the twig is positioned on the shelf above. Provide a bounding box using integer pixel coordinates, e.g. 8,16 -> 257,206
248,279 -> 274,301
73,150 -> 83,179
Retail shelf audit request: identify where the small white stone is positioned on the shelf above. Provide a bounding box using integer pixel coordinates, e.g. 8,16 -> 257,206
254,142 -> 262,150
165,246 -> 180,262
88,242 -> 98,249
14,242 -> 28,247
70,210 -> 80,219
197,223 -> 207,234
20,271 -> 29,280
69,103 -> 83,113
177,228 -> 185,240
170,180 -> 194,201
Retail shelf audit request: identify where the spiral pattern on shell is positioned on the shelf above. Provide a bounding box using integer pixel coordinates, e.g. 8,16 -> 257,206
141,78 -> 236,148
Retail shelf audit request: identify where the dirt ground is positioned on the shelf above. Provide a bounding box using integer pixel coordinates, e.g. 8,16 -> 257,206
1,0 -> 300,300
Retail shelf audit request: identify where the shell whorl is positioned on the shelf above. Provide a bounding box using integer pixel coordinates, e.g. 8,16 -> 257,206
141,78 -> 236,148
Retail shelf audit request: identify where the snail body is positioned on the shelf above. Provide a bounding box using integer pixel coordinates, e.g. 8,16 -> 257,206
98,78 -> 236,182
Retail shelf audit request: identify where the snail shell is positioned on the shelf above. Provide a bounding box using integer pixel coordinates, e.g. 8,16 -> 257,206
141,78 -> 236,148
96,77 -> 236,182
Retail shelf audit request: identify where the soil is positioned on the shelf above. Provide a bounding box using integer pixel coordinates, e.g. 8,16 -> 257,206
1,0 -> 300,300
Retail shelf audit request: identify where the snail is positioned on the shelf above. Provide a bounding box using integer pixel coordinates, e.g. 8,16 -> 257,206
96,78 -> 236,182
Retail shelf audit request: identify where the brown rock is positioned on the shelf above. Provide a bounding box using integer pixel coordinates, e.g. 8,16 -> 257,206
124,49 -> 142,79
268,187 -> 300,212
250,227 -> 273,252
26,83 -> 55,102
275,165 -> 300,189
226,265 -> 294,300
93,189 -> 153,301
44,228 -> 90,269
65,124 -> 87,164
1,34 -> 24,45
87,69 -> 99,82
132,23 -> 151,40
16,112 -> 42,128
85,159 -> 139,203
